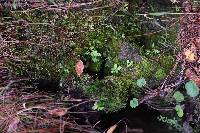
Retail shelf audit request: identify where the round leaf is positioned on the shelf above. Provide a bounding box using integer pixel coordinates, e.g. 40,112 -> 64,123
185,81 -> 199,97
173,91 -> 184,102
130,98 -> 139,108
137,78 -> 146,88
175,105 -> 184,117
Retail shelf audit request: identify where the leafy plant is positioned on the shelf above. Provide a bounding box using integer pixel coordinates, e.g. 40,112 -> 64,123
111,64 -> 122,74
175,105 -> 184,118
92,101 -> 105,111
146,43 -> 160,56
126,60 -> 134,68
90,50 -> 101,63
157,115 -> 182,131
136,78 -> 146,88
130,98 -> 139,108
173,91 -> 184,102
185,81 -> 199,97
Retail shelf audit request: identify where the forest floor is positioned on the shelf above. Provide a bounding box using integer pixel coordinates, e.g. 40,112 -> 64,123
0,0 -> 200,133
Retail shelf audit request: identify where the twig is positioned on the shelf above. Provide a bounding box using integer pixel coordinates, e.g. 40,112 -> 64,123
0,78 -> 28,96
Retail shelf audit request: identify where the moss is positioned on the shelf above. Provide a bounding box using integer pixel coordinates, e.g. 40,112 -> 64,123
155,69 -> 167,80
7,43 -> 77,80
84,76 -> 140,112
160,55 -> 174,71
5,2 -> 178,113
86,26 -> 121,58
133,58 -> 155,78
88,61 -> 102,73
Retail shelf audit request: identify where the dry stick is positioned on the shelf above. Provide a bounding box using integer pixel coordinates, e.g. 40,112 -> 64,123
147,101 -> 174,111
11,5 -> 47,13
93,120 -> 101,129
134,18 -> 179,37
67,111 -> 97,114
103,119 -> 128,133
0,78 -> 28,96
10,0 -> 103,13
17,100 -> 96,117
67,100 -> 95,111
137,12 -> 200,16
16,106 -> 46,115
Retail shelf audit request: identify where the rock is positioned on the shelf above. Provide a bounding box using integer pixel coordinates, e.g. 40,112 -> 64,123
118,42 -> 141,62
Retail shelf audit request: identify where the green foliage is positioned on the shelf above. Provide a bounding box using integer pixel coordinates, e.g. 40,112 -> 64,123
8,44 -> 76,80
175,105 -> 184,118
136,78 -> 146,88
6,0 -> 178,114
84,76 -> 137,112
86,49 -> 101,63
92,101 -> 105,111
185,81 -> 199,97
145,43 -> 160,56
173,91 -> 184,102
90,50 -> 101,62
157,115 -> 183,132
111,64 -> 122,74
134,58 -> 155,78
126,60 -> 134,68
155,69 -> 166,80
130,98 -> 139,108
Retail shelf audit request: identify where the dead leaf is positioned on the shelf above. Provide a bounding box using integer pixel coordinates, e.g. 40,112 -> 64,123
185,69 -> 200,85
48,108 -> 67,117
106,124 -> 117,133
184,49 -> 196,62
196,38 -> 200,43
196,38 -> 200,49
75,60 -> 84,77
7,117 -> 20,133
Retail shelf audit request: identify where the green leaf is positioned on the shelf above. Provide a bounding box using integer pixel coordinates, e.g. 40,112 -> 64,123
12,0 -> 17,9
126,60 -> 133,67
173,91 -> 184,102
149,12 -> 170,16
111,64 -> 122,74
91,50 -> 101,57
153,49 -> 160,54
185,81 -> 199,97
114,64 -> 118,69
90,50 -> 101,62
175,105 -> 184,117
117,66 -> 122,71
92,101 -> 104,111
137,78 -> 146,88
130,98 -> 139,108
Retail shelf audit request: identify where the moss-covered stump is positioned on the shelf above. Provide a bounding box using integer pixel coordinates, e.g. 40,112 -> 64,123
1,0 -> 178,112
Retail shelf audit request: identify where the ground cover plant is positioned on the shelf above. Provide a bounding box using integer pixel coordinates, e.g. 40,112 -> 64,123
0,0 -> 200,132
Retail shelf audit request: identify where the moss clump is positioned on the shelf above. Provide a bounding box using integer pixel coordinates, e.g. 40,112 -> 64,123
133,58 -> 155,78
4,1 -> 178,113
82,52 -> 175,112
84,76 -> 140,112
155,69 -> 167,80
7,44 -> 76,80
